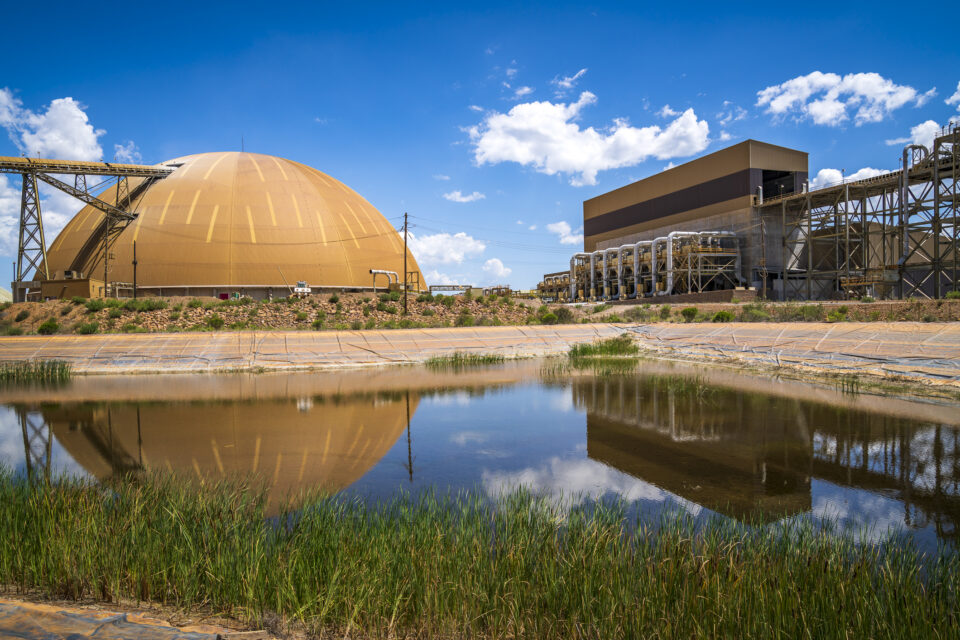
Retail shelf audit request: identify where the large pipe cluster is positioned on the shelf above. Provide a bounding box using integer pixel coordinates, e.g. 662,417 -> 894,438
556,231 -> 742,302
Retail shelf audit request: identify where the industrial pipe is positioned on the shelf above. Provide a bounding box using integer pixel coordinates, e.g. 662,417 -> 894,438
570,252 -> 590,301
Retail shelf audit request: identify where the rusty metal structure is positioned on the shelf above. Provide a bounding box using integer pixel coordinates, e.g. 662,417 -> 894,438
1,156 -> 174,301
761,123 -> 960,300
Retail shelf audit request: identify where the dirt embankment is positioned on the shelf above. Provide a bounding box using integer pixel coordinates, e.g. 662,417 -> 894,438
1,294 -> 959,336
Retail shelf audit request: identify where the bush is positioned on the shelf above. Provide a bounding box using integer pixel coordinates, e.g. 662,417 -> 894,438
739,303 -> 770,322
108,308 -> 122,319
463,290 -> 473,301
70,296 -> 86,305
295,311 -> 308,322
168,311 -> 181,321
441,297 -> 455,308
206,314 -> 224,330
417,293 -> 434,303
422,308 -> 435,317
187,299 -> 204,308
350,320 -> 363,330
606,314 -> 624,323
84,300 -> 106,314
922,314 -> 937,323
37,318 -> 59,335
659,305 -> 671,319
711,311 -> 734,323
123,298 -> 167,312
946,291 -> 960,300
680,307 -> 698,322
59,305 -> 72,316
122,323 -> 146,333
860,296 -> 875,303
311,318 -> 324,330
540,312 -> 558,325
362,305 -> 371,317
5,326 -> 23,336
455,313 -> 476,327
554,307 -> 574,324
14,309 -> 30,322
364,319 -> 376,330
74,322 -> 99,335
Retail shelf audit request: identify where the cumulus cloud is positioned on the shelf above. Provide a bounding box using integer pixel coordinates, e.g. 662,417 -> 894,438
513,86 -> 534,99
408,231 -> 485,265
442,190 -> 486,203
756,72 -> 932,126
546,221 -> 583,245
885,120 -> 941,150
551,68 -> 588,96
424,269 -> 461,286
0,176 -> 20,257
482,257 -> 512,278
113,140 -> 142,163
0,88 -> 104,160
946,82 -> 960,110
809,167 -> 887,190
657,104 -> 679,118
467,91 -> 710,186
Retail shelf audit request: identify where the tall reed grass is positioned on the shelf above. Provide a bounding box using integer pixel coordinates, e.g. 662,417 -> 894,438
0,471 -> 956,638
0,360 -> 71,385
568,334 -> 639,358
424,351 -> 505,370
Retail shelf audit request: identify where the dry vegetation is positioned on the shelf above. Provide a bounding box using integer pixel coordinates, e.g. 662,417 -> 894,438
1,294 -> 959,336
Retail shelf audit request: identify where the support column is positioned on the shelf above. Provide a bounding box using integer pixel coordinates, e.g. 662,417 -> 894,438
15,172 -> 48,302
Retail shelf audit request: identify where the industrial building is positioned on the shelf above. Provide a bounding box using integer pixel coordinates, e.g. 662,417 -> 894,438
541,124 -> 959,302
4,152 -> 424,300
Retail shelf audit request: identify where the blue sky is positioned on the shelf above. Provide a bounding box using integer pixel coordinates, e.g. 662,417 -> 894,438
1,1 -> 958,289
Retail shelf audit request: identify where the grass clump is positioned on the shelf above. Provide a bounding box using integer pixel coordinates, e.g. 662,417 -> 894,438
569,334 -> 638,358
739,302 -> 770,322
0,360 -> 71,384
711,310 -> 734,323
946,290 -> 960,300
84,299 -> 106,313
74,322 -> 99,335
206,314 -> 225,330
1,473 -> 956,639
424,351 -> 505,369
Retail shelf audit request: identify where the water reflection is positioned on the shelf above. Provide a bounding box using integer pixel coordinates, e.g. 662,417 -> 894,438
574,375 -> 960,541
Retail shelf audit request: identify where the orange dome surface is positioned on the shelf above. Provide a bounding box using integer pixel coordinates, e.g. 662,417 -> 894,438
44,152 -> 424,290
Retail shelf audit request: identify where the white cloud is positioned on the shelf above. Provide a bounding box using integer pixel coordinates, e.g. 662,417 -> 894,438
756,72 -> 931,126
450,430 -> 487,445
528,224 -> 537,231
467,91 -> 710,186
442,190 -> 486,203
916,87 -> 937,106
408,231 -> 485,265
718,131 -> 733,142
657,104 -> 679,118
946,82 -> 960,110
515,219 -> 524,225
663,161 -> 677,171
551,68 -> 588,96
505,67 -> 518,78
884,119 -> 940,150
716,100 -> 747,126
468,105 -> 484,112
809,167 -> 886,190
482,257 -> 512,278
546,221 -> 584,245
0,175 -> 20,257
513,86 -> 533,99
424,269 -> 461,286
113,140 -> 141,163
433,174 -> 451,181
0,88 -> 104,160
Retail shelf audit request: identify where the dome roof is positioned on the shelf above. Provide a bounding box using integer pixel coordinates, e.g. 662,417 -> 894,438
44,152 -> 424,289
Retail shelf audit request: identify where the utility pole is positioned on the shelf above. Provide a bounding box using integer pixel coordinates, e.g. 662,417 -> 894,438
132,241 -> 138,299
403,212 -> 409,315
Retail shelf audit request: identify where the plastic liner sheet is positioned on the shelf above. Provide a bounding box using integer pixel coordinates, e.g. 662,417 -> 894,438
627,322 -> 960,383
0,599 -> 222,640
0,325 -> 627,374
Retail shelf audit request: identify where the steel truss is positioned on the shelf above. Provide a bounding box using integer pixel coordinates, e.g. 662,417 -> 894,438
19,408 -> 51,481
0,156 -> 174,301
764,124 -> 960,300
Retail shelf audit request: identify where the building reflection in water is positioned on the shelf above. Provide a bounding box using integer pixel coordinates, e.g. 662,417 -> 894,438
16,391 -> 419,514
574,376 -> 960,539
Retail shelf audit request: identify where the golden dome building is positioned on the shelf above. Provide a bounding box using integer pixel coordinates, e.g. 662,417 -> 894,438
43,151 -> 424,298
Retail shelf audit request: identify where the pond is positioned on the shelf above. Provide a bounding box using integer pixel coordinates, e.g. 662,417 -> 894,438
2,359 -> 958,551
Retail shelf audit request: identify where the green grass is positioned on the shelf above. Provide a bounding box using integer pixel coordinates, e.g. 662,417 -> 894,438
424,351 -> 505,369
0,472 -> 957,638
0,360 -> 71,384
568,334 -> 638,358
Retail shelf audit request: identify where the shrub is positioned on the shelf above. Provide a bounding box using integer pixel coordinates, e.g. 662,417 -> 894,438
70,296 -> 86,305
826,310 -> 847,323
314,311 -> 327,324
540,312 -> 558,325
417,293 -> 434,303
5,326 -> 23,336
121,323 -> 146,333
554,307 -> 574,324
0,302 -> 10,312
860,296 -> 875,303
350,320 -> 363,330
108,308 -> 122,319
399,318 -> 416,329
739,303 -> 770,322
422,308 -> 435,317
228,321 -> 248,330
37,318 -> 59,335
84,300 -> 106,314
364,319 -> 376,330
172,303 -> 183,312
187,299 -> 204,308
463,290 -> 473,301
455,313 -> 476,327
295,311 -> 308,322
659,305 -> 671,319
74,322 -> 99,335
946,291 -> 960,300
60,305 -> 72,316
362,305 -> 371,317
206,314 -> 224,330
606,314 -> 624,323
680,307 -> 698,322
922,314 -> 937,323
711,311 -> 734,323
441,297 -> 455,308
328,293 -> 340,303
311,318 -> 324,330
168,311 -> 180,321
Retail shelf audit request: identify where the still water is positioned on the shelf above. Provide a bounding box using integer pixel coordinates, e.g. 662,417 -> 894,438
2,361 -> 959,550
